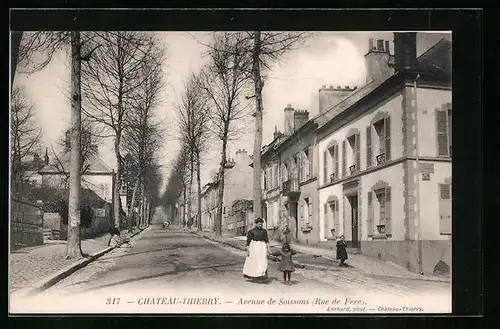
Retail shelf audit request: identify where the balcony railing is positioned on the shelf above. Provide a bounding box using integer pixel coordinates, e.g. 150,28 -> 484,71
376,153 -> 386,165
329,173 -> 338,183
282,178 -> 299,195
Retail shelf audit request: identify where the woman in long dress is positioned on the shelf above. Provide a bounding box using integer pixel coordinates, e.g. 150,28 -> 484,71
243,218 -> 270,280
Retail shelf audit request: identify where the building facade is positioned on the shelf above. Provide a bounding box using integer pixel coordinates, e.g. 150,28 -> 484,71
259,33 -> 451,276
316,34 -> 451,275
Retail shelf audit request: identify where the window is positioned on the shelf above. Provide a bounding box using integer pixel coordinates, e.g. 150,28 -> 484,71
272,164 -> 278,188
368,186 -> 392,236
329,145 -> 339,182
263,169 -> 268,190
436,106 -> 452,157
273,201 -> 279,227
304,198 -> 311,225
439,183 -> 452,234
372,116 -> 391,165
293,153 -> 299,181
282,162 -> 288,183
324,200 -> 339,239
301,148 -> 310,182
346,133 -> 360,174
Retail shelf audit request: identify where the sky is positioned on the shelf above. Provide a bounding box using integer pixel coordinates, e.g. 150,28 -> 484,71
13,31 -> 451,192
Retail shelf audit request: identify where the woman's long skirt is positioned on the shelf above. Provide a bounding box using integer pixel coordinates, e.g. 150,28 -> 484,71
243,240 -> 268,280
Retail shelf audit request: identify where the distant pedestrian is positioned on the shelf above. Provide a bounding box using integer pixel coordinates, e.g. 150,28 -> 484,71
281,224 -> 292,244
336,235 -> 348,266
243,218 -> 270,281
273,243 -> 297,285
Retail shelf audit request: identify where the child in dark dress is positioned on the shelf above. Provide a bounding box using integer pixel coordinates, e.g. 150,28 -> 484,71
336,235 -> 348,266
273,243 -> 297,284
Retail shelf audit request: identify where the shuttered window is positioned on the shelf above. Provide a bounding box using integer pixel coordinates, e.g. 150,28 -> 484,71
436,109 -> 450,157
367,191 -> 374,236
323,203 -> 329,239
439,183 -> 452,234
384,116 -> 391,161
355,132 -> 361,171
308,145 -> 314,179
366,126 -> 372,167
342,140 -> 347,177
385,187 -> 392,234
334,200 -> 340,238
323,150 -> 328,184
334,145 -> 339,180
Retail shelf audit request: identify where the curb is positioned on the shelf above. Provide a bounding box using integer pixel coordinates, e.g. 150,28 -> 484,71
192,232 -> 450,283
15,227 -> 149,298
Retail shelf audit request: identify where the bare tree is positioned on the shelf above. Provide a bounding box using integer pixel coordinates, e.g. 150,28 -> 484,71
162,145 -> 190,226
10,86 -> 42,197
81,31 -> 164,230
15,31 -> 99,259
122,49 -> 165,231
176,73 -> 212,231
248,32 -> 308,219
197,32 -> 252,236
11,31 -> 24,87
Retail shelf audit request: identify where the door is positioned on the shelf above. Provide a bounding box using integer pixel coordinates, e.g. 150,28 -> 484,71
286,202 -> 299,240
349,195 -> 359,248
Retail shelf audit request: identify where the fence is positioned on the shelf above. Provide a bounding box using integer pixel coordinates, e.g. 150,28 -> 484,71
10,198 -> 44,249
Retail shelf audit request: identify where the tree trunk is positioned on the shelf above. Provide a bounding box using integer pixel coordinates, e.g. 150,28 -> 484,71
11,31 -> 23,88
216,140 -> 228,236
66,31 -> 83,259
139,182 -> 145,228
128,178 -> 140,229
113,135 -> 122,229
187,155 -> 194,228
196,152 -> 202,231
182,186 -> 187,227
252,31 -> 264,220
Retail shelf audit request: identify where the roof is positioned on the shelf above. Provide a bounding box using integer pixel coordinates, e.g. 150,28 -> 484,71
39,151 -> 113,174
25,186 -> 107,210
260,38 -> 451,160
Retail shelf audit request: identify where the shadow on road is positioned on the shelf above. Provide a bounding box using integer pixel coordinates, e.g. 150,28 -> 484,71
75,260 -> 246,294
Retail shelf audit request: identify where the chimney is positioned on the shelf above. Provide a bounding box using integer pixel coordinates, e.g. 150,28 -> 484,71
283,104 -> 295,136
235,149 -> 248,165
33,153 -> 40,169
318,85 -> 357,114
393,32 -> 417,71
273,125 -> 282,140
44,148 -> 49,165
293,110 -> 309,131
364,37 -> 394,82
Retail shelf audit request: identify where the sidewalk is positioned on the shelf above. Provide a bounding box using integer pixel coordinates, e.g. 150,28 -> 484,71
192,230 -> 450,283
9,229 -> 134,292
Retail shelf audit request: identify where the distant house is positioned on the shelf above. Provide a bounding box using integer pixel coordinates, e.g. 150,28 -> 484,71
21,149 -> 49,187
39,146 -> 114,203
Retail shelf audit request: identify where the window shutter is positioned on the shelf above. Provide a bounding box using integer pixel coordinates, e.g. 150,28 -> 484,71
342,140 -> 347,177
323,150 -> 328,184
448,109 -> 452,156
355,132 -> 361,171
334,200 -> 340,238
436,110 -> 449,156
323,203 -> 329,238
384,116 -> 391,161
385,187 -> 391,235
300,203 -> 304,222
309,146 -> 313,179
366,126 -> 372,167
367,191 -> 374,236
439,183 -> 452,234
334,145 -> 339,179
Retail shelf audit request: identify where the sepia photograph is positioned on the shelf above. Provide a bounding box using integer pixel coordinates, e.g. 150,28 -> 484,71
9,22 -> 453,314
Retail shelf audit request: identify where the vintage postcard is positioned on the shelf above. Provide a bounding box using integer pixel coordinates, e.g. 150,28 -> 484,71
9,27 -> 452,314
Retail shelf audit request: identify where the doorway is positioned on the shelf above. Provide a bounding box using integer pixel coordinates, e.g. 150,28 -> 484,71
286,202 -> 299,240
348,195 -> 359,248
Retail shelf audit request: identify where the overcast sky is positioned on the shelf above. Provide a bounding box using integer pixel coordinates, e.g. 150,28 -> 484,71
13,31 -> 451,191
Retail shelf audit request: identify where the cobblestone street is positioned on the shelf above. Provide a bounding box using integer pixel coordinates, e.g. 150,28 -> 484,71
10,211 -> 451,314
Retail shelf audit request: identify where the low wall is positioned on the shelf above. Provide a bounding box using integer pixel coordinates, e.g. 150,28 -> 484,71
10,198 -> 44,249
361,239 -> 452,276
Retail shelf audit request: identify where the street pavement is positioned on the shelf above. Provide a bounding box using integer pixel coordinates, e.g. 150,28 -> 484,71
10,208 -> 451,314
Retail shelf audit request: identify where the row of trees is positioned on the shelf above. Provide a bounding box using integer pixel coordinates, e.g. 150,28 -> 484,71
12,31 -> 166,258
161,32 -> 307,236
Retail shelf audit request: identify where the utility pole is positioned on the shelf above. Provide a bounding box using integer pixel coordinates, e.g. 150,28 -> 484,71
414,73 -> 424,275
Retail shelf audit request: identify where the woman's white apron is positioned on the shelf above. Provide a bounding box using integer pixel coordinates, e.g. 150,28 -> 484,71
243,240 -> 268,278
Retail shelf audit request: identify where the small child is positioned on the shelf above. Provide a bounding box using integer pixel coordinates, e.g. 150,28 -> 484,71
273,243 -> 297,284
